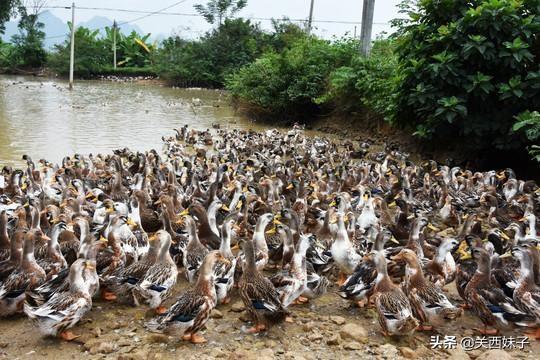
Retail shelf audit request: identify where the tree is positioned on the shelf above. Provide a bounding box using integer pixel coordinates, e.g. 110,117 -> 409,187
194,0 -> 247,26
0,0 -> 20,35
9,0 -> 47,67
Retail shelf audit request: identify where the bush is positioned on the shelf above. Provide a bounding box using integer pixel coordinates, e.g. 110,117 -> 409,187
226,37 -> 359,117
393,0 -> 540,151
320,39 -> 398,118
155,18 -> 270,87
512,110 -> 540,162
48,26 -> 109,77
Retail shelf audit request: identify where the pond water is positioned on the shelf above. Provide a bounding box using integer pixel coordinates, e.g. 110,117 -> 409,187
0,75 -> 270,168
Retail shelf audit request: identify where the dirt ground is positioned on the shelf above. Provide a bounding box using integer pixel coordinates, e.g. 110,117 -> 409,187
1,268 -> 538,360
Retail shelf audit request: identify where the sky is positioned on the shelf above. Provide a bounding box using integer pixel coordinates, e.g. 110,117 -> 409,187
38,0 -> 402,39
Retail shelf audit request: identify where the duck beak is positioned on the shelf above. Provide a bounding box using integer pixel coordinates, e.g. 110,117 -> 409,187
427,223 -> 440,232
99,236 -> 108,243
388,201 -> 397,208
407,214 -> 415,220
233,225 -> 241,233
127,218 -> 137,227
85,263 -> 96,270
41,234 -> 51,241
154,199 -> 162,205
273,219 -> 283,225
329,200 -> 336,207
23,201 -> 30,208
236,200 -> 243,210
459,251 -> 472,261
231,243 -> 240,251
85,192 -> 95,199
179,209 -> 189,216
265,227 -> 276,235
500,232 -> 510,241
221,204 -> 230,212
148,235 -> 158,242
286,183 -> 294,190
499,252 -> 512,259
274,213 -> 282,220
390,236 -> 400,245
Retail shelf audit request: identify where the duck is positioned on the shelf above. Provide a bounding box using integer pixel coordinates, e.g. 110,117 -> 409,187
270,234 -> 312,307
24,259 -> 96,341
185,203 -> 221,250
371,250 -> 419,336
147,251 -> 228,344
511,246 -> 540,339
338,228 -> 395,306
215,213 -> 238,305
464,247 -> 531,334
0,229 -> 47,317
183,215 -> 209,283
134,230 -> 178,313
392,249 -> 462,331
330,211 -> 361,285
424,237 -> 459,287
0,210 -> 10,261
239,240 -> 289,333
107,230 -> 161,305
0,228 -> 26,280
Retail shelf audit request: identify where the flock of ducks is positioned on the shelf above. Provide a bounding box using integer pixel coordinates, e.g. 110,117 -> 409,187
0,125 -> 539,345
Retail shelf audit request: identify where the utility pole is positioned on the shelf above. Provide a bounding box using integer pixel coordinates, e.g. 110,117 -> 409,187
360,0 -> 375,56
69,2 -> 75,90
307,0 -> 315,34
113,20 -> 117,69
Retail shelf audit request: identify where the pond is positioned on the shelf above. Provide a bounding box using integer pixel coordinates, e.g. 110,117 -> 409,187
0,75 -> 269,168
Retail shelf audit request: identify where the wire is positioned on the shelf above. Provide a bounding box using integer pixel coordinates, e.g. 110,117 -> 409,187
41,3 -> 391,40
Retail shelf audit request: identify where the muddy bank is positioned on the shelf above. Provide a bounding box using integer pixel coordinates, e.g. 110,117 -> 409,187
1,273 -> 538,360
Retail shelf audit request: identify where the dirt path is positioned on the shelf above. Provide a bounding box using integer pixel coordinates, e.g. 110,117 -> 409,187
1,271 -> 538,360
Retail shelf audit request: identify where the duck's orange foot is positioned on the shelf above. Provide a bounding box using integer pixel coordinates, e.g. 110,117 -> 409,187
524,328 -> 540,340
297,296 -> 309,303
459,303 -> 472,310
182,333 -> 192,341
221,297 -> 231,305
101,290 -> 117,301
416,324 -> 433,331
59,331 -> 80,341
474,327 -> 499,335
246,323 -> 266,333
155,306 -> 168,315
336,273 -> 347,286
285,316 -> 294,323
190,334 -> 207,344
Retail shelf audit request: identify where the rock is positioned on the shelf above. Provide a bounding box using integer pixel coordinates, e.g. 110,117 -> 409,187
377,344 -> 399,359
239,313 -> 251,322
215,323 -> 230,333
446,346 -> 470,360
399,346 -> 416,359
330,316 -> 346,325
89,342 -> 118,355
343,341 -> 362,350
147,334 -> 169,344
93,327 -> 102,337
231,302 -> 245,312
211,309 -> 224,319
302,321 -> 316,331
476,349 -> 513,360
326,334 -> 341,346
209,348 -> 227,358
258,348 -> 274,360
339,323 -> 368,342
308,332 -> 323,341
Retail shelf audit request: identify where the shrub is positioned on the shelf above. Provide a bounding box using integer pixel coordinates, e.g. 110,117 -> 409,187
393,0 -> 540,150
320,39 -> 398,118
155,18 -> 269,87
226,37 -> 359,117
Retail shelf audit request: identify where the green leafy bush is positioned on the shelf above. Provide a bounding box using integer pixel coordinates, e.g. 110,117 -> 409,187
226,37 -> 359,116
321,40 -> 398,118
393,0 -> 540,150
512,110 -> 540,162
48,26 -> 109,77
155,18 -> 269,87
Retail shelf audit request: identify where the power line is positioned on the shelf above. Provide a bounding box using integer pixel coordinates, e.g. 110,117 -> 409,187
41,5 -> 391,25
40,3 -> 391,41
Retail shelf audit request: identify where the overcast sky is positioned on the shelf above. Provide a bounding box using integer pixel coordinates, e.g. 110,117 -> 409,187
40,0 -> 402,39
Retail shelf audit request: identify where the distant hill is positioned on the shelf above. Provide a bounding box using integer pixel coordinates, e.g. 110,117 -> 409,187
1,11 -> 149,49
